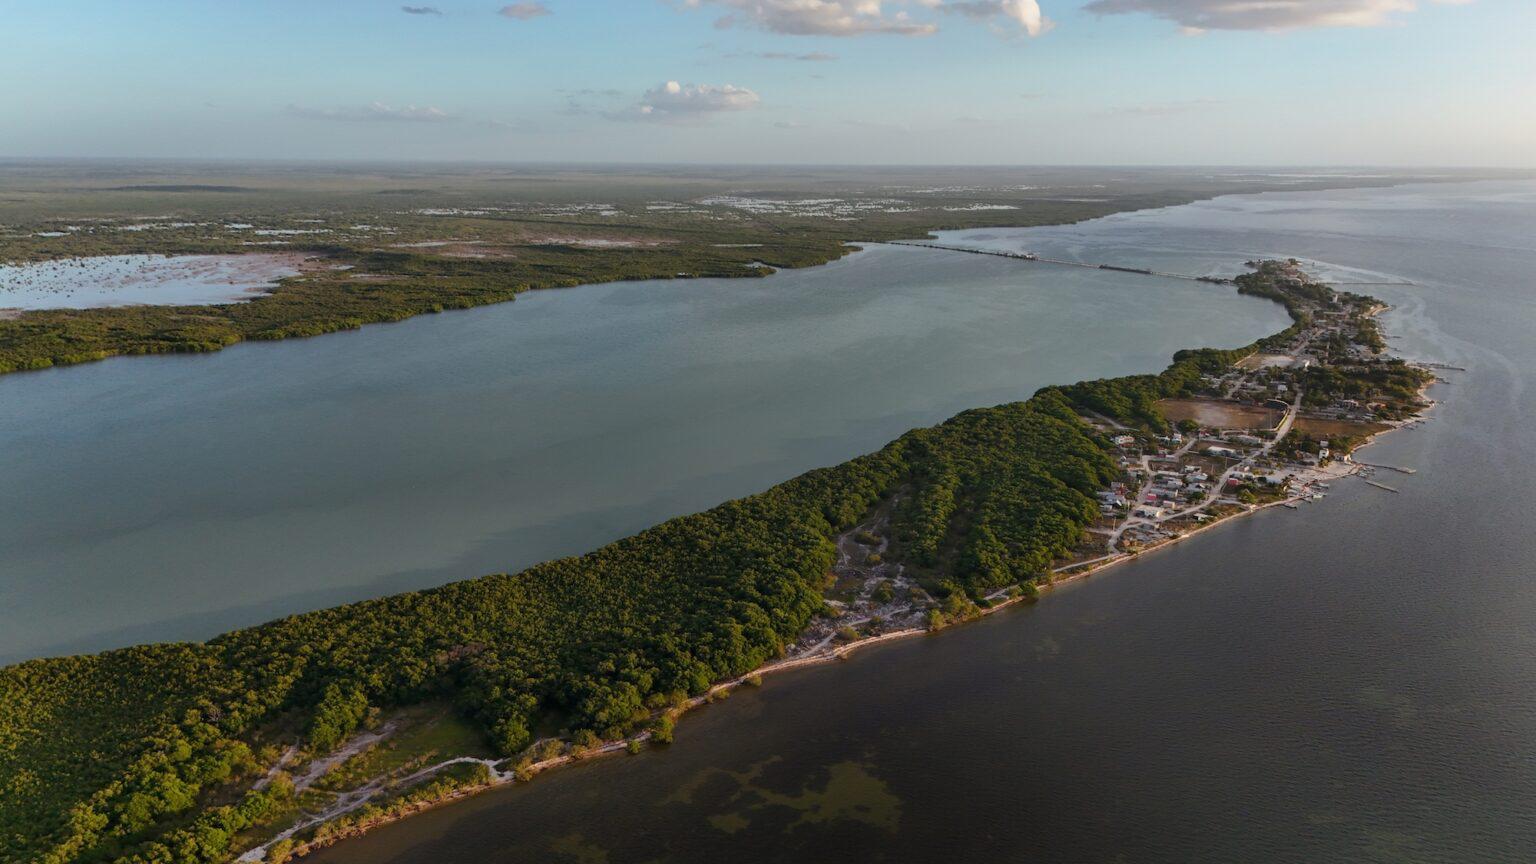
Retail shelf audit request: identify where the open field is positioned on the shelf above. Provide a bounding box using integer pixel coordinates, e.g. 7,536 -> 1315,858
1155,398 -> 1281,430
1235,352 -> 1298,370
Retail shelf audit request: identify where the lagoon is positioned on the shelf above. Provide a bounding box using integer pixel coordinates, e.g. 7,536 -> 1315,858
0,252 -> 305,312
0,234 -> 1287,663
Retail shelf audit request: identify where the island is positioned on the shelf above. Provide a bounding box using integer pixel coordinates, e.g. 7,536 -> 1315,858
0,252 -> 1434,864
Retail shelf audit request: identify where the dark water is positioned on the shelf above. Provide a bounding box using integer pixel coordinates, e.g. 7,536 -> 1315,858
310,181 -> 1536,863
0,238 -> 1285,662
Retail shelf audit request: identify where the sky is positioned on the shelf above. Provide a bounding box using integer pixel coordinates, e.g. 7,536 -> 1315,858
2,0 -> 1532,166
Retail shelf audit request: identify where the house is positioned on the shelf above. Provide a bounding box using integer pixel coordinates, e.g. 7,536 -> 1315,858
1134,506 -> 1164,519
1112,435 -> 1136,448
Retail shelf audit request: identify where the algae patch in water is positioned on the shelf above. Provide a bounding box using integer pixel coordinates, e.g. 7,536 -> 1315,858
693,758 -> 902,836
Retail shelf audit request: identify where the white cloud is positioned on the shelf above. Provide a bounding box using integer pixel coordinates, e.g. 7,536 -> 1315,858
400,5 -> 442,15
939,1 -> 1049,36
286,102 -> 456,122
499,2 -> 551,20
1083,0 -> 1469,31
681,0 -> 1047,37
629,81 -> 761,121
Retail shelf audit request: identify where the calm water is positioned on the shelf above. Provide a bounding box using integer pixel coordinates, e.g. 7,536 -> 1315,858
307,181 -> 1536,863
0,242 -> 1286,662
0,253 -> 300,310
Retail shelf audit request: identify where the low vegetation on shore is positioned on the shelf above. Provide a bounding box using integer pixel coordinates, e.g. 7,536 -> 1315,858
0,163 -> 1447,378
0,166 -> 1235,376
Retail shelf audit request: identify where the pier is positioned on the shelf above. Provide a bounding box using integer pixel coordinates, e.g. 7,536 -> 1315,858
1364,480 -> 1401,493
1352,460 -> 1418,475
888,241 -> 1233,285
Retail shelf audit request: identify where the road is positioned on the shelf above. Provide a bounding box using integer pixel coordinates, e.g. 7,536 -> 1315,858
1105,391 -> 1302,552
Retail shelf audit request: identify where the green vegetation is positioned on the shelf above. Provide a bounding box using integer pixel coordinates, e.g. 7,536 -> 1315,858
0,374 -> 1127,863
304,762 -> 492,850
0,160 -> 1452,862
0,165 -> 1225,376
1300,361 -> 1432,419
1,162 -> 1443,378
0,247 -> 1431,863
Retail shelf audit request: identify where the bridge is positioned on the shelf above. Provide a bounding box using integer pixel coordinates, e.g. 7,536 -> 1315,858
887,241 -> 1234,285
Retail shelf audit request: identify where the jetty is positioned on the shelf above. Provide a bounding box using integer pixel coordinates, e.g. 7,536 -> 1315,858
1364,480 -> 1400,493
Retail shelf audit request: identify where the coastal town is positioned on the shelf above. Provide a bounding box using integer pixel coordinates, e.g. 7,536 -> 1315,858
798,258 -> 1436,651
1086,260 -> 1432,558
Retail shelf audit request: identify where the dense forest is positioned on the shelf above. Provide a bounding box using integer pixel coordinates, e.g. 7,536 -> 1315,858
1,378 -> 1129,863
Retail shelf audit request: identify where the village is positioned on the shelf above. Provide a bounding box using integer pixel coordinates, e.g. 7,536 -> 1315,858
1087,259 -> 1434,557
795,259 -> 1437,653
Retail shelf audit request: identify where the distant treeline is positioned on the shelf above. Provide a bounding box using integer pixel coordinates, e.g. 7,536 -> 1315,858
0,189 -> 1158,378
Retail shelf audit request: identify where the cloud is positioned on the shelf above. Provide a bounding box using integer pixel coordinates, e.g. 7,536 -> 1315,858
625,80 -> 761,121
285,102 -> 456,122
681,0 -> 1047,37
498,2 -> 551,20
1083,0 -> 1467,31
682,0 -> 935,36
400,5 -> 442,14
939,1 -> 1050,36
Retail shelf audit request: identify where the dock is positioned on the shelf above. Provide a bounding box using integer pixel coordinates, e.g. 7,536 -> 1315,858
1352,460 -> 1417,475
1364,480 -> 1400,493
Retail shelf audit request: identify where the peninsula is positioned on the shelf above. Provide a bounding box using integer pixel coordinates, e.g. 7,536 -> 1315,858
0,251 -> 1433,864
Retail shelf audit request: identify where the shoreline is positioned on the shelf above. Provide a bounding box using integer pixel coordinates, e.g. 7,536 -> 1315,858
261,344 -> 1437,863
0,173 -> 1481,381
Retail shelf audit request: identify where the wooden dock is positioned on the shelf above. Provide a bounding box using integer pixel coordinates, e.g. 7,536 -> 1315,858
1364,480 -> 1400,493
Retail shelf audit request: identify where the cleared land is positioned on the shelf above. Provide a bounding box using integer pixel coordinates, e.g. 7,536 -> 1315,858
1155,398 -> 1281,430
